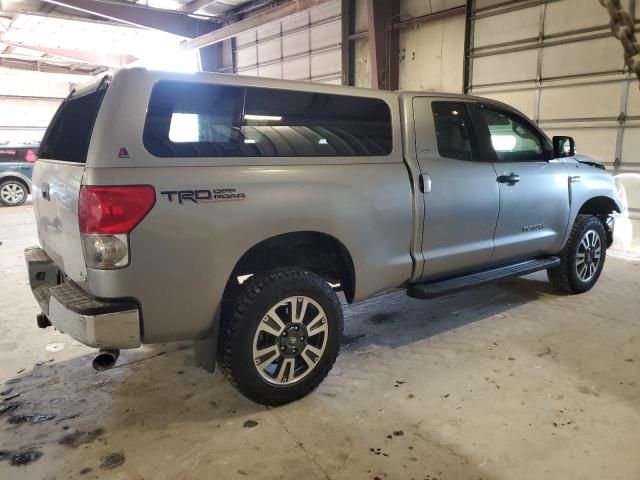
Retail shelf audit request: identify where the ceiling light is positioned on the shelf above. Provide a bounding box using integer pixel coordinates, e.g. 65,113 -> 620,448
244,114 -> 282,121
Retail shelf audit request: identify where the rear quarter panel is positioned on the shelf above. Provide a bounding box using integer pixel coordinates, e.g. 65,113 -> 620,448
84,165 -> 413,342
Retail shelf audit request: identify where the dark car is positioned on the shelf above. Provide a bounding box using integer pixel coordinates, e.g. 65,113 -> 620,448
0,144 -> 38,206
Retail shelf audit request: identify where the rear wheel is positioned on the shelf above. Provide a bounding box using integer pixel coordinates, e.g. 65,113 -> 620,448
220,268 -> 342,406
0,180 -> 27,207
547,214 -> 607,294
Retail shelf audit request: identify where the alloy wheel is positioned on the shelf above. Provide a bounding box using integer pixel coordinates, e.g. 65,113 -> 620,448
576,229 -> 602,283
0,182 -> 26,206
252,296 -> 328,385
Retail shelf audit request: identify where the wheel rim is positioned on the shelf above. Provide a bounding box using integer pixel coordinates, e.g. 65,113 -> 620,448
576,229 -> 602,283
0,183 -> 25,205
252,296 -> 328,386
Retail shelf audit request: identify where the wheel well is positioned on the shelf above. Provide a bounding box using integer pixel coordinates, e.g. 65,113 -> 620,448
228,232 -> 356,303
0,176 -> 30,194
578,196 -> 620,215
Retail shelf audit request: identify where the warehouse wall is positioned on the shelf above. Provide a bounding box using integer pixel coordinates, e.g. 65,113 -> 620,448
234,0 -> 342,84
353,0 -> 466,91
0,69 -> 83,144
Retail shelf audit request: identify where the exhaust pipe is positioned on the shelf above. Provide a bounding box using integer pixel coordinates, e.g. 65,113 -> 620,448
92,349 -> 120,371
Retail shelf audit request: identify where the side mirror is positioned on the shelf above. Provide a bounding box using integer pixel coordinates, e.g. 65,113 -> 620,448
553,136 -> 576,158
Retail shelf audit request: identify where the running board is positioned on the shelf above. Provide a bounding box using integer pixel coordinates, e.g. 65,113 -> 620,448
407,257 -> 561,300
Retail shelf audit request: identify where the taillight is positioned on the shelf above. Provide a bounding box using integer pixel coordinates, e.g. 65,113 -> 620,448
24,149 -> 37,162
79,185 -> 155,269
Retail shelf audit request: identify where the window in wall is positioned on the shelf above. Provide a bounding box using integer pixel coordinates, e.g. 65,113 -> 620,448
479,108 -> 545,162
431,102 -> 476,161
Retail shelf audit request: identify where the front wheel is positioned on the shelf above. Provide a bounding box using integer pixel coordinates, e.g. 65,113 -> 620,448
220,268 -> 343,406
0,180 -> 27,207
547,214 -> 607,294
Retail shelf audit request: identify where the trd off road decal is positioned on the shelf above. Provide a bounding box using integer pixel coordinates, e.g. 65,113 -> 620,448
160,188 -> 247,204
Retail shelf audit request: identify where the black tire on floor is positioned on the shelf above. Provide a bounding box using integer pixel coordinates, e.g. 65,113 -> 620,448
220,268 -> 343,406
547,214 -> 607,294
0,179 -> 28,207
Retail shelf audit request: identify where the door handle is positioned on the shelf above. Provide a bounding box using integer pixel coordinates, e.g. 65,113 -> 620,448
42,183 -> 50,201
419,173 -> 432,193
497,172 -> 520,186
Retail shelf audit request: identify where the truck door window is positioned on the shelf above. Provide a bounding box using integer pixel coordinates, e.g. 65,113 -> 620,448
431,102 -> 476,161
479,107 -> 545,162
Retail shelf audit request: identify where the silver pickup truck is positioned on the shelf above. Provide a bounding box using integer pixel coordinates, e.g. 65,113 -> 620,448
25,68 -> 623,405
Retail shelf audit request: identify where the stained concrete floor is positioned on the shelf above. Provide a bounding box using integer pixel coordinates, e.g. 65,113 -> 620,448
1,201 -> 640,480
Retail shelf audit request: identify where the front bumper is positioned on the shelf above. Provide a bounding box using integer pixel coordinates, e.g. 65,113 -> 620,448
25,246 -> 141,349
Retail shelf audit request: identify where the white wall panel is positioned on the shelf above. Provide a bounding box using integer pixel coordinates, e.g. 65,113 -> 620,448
539,82 -> 623,121
541,37 -> 623,78
235,0 -> 341,84
626,80 -> 640,116
545,0 -> 628,35
621,128 -> 640,167
398,13 -> 466,92
476,89 -> 538,119
472,49 -> 538,85
473,6 -> 540,48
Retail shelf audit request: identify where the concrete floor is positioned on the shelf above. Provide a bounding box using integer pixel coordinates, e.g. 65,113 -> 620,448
1,201 -> 640,480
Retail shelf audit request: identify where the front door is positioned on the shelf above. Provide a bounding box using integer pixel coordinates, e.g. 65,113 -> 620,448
472,104 -> 571,263
413,98 -> 500,281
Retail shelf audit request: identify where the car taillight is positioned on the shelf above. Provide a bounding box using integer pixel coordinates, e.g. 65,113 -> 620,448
79,185 -> 155,269
24,149 -> 37,162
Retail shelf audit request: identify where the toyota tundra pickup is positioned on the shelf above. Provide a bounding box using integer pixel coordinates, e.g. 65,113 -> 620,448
25,68 -> 623,405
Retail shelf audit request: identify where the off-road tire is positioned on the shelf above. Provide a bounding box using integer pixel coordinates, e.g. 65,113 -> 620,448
547,214 -> 607,294
220,268 -> 343,406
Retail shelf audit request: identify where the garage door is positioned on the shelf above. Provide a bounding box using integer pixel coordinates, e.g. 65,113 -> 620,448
234,0 -> 342,84
466,0 -> 639,178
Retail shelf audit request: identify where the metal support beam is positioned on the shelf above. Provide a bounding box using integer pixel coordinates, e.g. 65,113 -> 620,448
182,0 -> 332,50
178,0 -> 216,14
367,0 -> 385,89
366,0 -> 398,90
41,0 -> 222,38
0,57 -> 95,75
5,42 -> 137,67
341,0 -> 354,86
388,0 -> 399,91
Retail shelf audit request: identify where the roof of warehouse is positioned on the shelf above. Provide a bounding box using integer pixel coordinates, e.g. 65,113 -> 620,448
0,0 -> 260,75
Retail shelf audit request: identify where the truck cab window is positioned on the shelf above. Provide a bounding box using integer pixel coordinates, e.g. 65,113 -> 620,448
479,108 -> 545,162
431,102 -> 475,161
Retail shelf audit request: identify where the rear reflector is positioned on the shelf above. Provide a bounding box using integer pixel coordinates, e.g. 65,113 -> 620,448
79,185 -> 155,235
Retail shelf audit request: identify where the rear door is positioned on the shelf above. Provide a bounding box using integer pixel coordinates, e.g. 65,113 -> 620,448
472,104 -> 570,263
413,97 -> 500,281
33,77 -> 109,282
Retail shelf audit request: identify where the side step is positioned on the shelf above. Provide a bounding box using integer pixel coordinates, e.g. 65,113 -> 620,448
407,257 -> 560,300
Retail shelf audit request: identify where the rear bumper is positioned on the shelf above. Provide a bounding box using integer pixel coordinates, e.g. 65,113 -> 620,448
25,246 -> 141,349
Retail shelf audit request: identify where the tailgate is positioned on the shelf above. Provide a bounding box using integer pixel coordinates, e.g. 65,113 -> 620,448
33,161 -> 86,282
33,75 -> 109,283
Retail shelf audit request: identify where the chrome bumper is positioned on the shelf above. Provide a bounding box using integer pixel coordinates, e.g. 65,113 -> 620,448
25,246 -> 141,349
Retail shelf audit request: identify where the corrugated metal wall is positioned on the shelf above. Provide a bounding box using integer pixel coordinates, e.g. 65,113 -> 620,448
467,0 -> 638,175
234,0 -> 342,84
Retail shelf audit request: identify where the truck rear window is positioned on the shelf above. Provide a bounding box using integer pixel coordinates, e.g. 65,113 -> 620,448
39,87 -> 108,164
143,81 -> 393,158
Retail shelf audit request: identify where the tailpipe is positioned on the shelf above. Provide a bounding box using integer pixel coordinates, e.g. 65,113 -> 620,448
92,349 -> 120,371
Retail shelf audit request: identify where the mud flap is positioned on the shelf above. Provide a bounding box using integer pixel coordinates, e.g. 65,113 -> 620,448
194,308 -> 220,373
